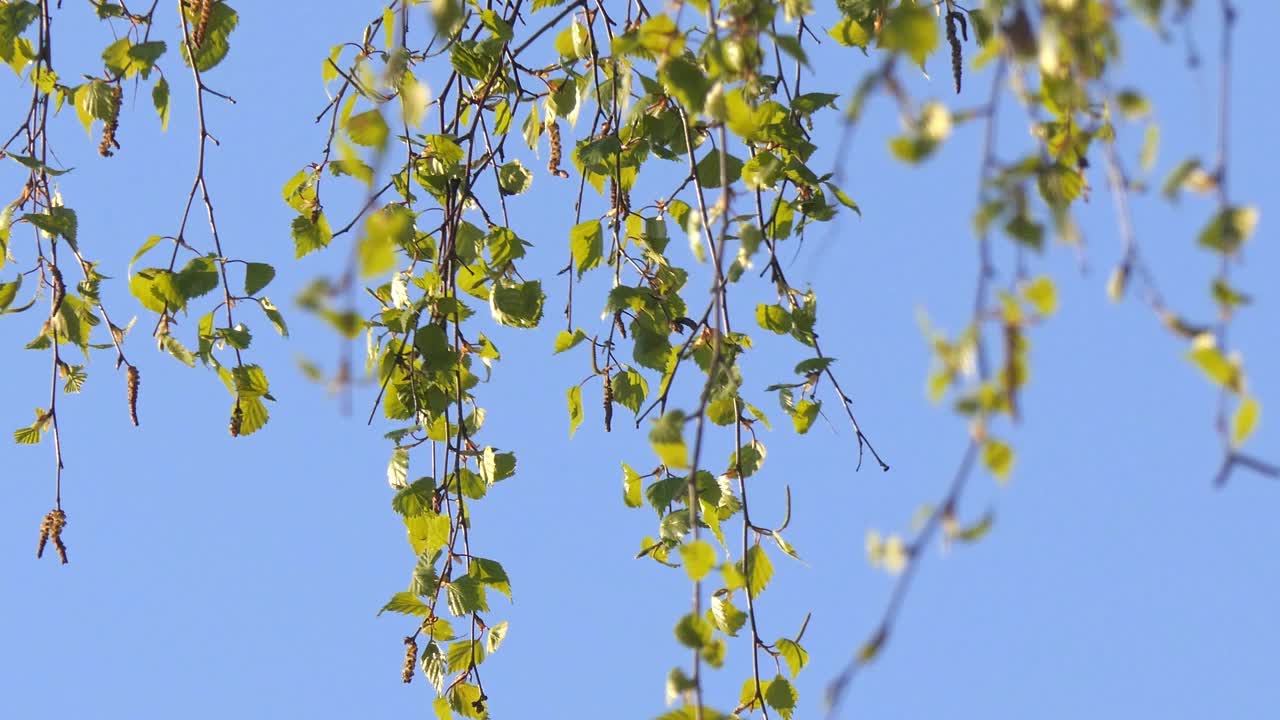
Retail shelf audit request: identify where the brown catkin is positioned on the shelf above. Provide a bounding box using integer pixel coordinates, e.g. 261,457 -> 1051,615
37,509 -> 68,564
401,637 -> 417,684
946,12 -> 963,94
1003,323 -> 1021,422
98,86 -> 122,157
193,0 -> 215,49
36,516 -> 50,559
126,365 -> 140,426
229,402 -> 243,437
602,374 -> 614,433
49,266 -> 65,316
609,179 -> 631,219
546,121 -> 569,178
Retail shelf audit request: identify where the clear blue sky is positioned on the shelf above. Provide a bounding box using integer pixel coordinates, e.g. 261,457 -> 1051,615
3,3 -> 1278,718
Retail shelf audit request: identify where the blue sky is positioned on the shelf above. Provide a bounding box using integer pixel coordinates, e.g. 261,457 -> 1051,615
2,3 -> 1278,718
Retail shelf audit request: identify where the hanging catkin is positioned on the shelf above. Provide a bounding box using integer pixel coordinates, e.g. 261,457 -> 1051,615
946,12 -> 964,94
602,374 -> 614,432
546,121 -> 569,178
126,365 -> 140,426
193,0 -> 215,49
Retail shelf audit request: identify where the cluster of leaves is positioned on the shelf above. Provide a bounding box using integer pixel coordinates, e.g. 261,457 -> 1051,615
1,0 -> 1270,717
284,0 -> 881,714
1,0 -> 167,558
125,2 -> 286,436
823,2 -> 1271,710
287,4 -> 545,716
3,0 -> 283,560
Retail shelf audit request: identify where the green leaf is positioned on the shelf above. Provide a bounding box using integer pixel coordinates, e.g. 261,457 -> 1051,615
1162,157 -> 1205,201
3,153 -> 71,176
1021,275 -> 1058,316
469,558 -> 512,601
0,275 -> 21,313
14,423 -> 41,445
829,18 -> 871,48
636,14 -> 684,57
447,683 -> 487,719
791,399 -> 819,434
660,55 -> 710,114
649,411 -> 689,469
103,37 -> 165,78
1037,163 -> 1084,208
889,135 -> 939,164
730,441 -> 766,478
710,594 -> 747,636
177,256 -> 219,301
232,364 -> 269,399
1140,123 -> 1160,173
445,576 -> 489,615
553,329 -> 587,354
410,550 -> 440,597
414,325 -> 459,371
695,151 -> 744,189
61,359 -> 93,394
485,226 -> 526,267
243,262 -> 275,296
360,205 -> 412,277
152,76 -> 170,130
742,152 -> 785,190
130,268 -> 181,313
258,297 -> 289,336
1004,215 -> 1045,250
128,40 -> 166,75
570,220 -> 603,277
793,357 -> 834,375
489,279 -> 544,328
949,510 -> 995,543
1232,396 -> 1261,448
404,512 -> 451,556
164,335 -> 198,368
1187,334 -> 1240,392
755,304 -> 792,334
566,385 -> 583,437
983,438 -> 1014,481
611,369 -> 648,414
74,80 -> 118,134
742,545 -> 773,597
878,5 -> 938,67
1115,89 -> 1151,120
764,674 -> 798,718
497,160 -> 532,196
378,591 -> 431,617
129,234 -> 164,272
486,621 -> 509,655
217,325 -> 252,350
387,447 -> 409,489
679,540 -> 716,581
346,109 -> 389,148
23,207 -> 77,244
448,635 -> 486,676
1198,206 -> 1259,254
291,213 -> 332,258
674,613 -> 713,649
392,477 -> 437,517
622,463 -> 643,508
775,638 -> 808,677
825,182 -> 861,215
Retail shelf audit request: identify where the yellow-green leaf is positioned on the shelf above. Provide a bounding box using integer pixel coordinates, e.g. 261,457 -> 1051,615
1232,396 -> 1260,448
